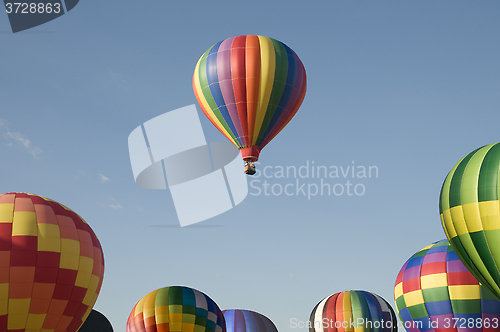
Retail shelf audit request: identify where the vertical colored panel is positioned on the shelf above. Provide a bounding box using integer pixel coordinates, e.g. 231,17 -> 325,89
311,298 -> 327,332
471,230 -> 500,287
198,46 -> 239,145
324,293 -> 339,332
461,147 -> 491,206
363,292 -> 382,332
261,43 -> 298,143
478,143 -> 500,202
233,310 -> 247,332
244,35 -> 261,148
448,148 -> 482,209
217,37 -> 244,144
260,60 -> 306,149
194,56 -> 238,147
252,36 -> 275,145
231,35 -> 249,146
349,291 -> 366,332
206,42 -> 240,144
255,38 -> 288,146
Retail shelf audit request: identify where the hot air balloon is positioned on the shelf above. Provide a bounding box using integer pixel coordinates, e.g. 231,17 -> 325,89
0,192 -> 105,332
394,239 -> 500,332
309,290 -> 397,332
193,35 -> 307,175
440,142 -> 500,300
78,309 -> 113,332
223,309 -> 277,332
126,286 -> 226,332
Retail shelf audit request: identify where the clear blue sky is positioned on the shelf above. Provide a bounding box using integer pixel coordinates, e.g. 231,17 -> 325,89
1,1 -> 500,331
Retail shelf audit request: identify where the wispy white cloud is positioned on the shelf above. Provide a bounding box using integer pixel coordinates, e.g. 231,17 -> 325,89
0,118 -> 43,159
98,196 -> 123,210
99,174 -> 111,182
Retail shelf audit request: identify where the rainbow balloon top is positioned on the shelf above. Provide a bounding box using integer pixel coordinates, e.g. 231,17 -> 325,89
223,309 -> 277,332
193,35 -> 307,163
309,290 -> 397,332
394,239 -> 500,332
126,286 -> 226,332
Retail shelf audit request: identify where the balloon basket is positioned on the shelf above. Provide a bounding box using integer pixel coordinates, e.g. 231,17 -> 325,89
240,146 -> 260,162
244,162 -> 256,175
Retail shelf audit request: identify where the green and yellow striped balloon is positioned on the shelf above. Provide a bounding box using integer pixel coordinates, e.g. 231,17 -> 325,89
440,142 -> 500,300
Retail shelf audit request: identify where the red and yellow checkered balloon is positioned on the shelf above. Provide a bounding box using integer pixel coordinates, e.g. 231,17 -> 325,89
0,192 -> 105,332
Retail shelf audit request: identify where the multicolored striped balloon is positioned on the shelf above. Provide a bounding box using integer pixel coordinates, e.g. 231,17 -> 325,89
223,309 -> 277,332
0,192 -> 105,332
193,35 -> 307,163
440,142 -> 500,301
126,286 -> 226,332
309,290 -> 397,332
394,239 -> 500,332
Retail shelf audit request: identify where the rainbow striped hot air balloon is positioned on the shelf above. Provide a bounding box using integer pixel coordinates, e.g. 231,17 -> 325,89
193,35 -> 307,175
394,239 -> 500,332
0,192 -> 105,332
126,286 -> 226,332
223,309 -> 277,332
309,290 -> 397,332
440,143 -> 500,301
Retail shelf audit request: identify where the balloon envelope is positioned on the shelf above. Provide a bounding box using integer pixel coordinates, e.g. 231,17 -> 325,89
309,290 -> 397,332
78,309 -> 113,332
440,142 -> 500,300
193,35 -> 307,163
394,239 -> 500,332
222,309 -> 277,332
126,286 -> 226,332
0,192 -> 105,332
